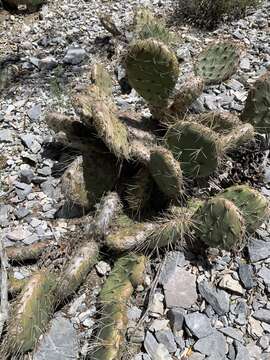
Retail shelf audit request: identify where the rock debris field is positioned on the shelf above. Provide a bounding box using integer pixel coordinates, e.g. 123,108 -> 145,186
1,0 -> 270,359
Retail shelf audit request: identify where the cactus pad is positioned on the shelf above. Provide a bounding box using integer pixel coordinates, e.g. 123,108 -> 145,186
190,112 -> 241,133
194,197 -> 246,251
149,147 -> 183,199
125,39 -> 179,107
166,121 -> 219,178
91,63 -> 112,98
219,185 -> 269,233
94,255 -> 146,360
241,72 -> 270,133
4,271 -> 57,355
220,123 -> 255,152
194,41 -> 241,85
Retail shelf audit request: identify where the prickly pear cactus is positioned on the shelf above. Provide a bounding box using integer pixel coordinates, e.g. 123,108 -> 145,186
166,121 -> 220,178
194,41 -> 241,85
91,63 -> 113,98
133,7 -> 174,44
125,39 -> 179,108
218,185 -> 269,233
194,197 -> 246,251
220,123 -> 255,152
3,271 -> 57,356
241,71 -> 270,133
149,146 -> 183,199
189,112 -> 241,133
94,255 -> 146,360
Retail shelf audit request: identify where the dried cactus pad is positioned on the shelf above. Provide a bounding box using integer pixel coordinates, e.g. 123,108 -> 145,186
91,63 -> 112,98
4,271 -> 57,355
194,197 -> 246,251
194,41 -> 241,85
125,39 -> 179,107
219,185 -> 269,233
166,121 -> 219,178
190,112 -> 241,133
149,147 -> 183,199
241,72 -> 270,133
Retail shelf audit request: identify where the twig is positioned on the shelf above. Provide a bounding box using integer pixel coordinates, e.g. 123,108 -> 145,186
0,233 -> 9,337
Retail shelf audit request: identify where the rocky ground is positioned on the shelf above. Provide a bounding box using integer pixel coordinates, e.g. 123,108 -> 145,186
1,0 -> 270,359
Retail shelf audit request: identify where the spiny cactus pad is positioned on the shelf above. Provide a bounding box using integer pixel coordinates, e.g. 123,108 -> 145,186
149,147 -> 183,199
218,185 -> 269,233
4,271 -> 57,355
125,39 -> 179,107
241,71 -> 270,133
57,241 -> 99,300
194,197 -> 246,250
220,123 -> 255,152
190,112 -> 241,133
105,215 -> 156,251
91,63 -> 113,98
166,121 -> 219,178
194,41 -> 241,85
94,255 -> 146,360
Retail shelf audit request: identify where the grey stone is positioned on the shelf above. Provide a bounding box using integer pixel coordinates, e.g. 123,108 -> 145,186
258,335 -> 270,350
159,251 -> 185,285
167,308 -> 184,332
128,306 -> 142,322
37,166 -> 52,177
198,281 -> 230,315
155,329 -> 177,353
144,331 -> 172,360
95,261 -> 111,276
189,353 -> 205,360
15,207 -> 30,219
21,134 -> 41,153
235,341 -> 250,360
194,330 -> 227,357
258,266 -> 270,285
253,309 -> 270,324
39,56 -> 58,70
248,238 -> 270,262
63,47 -> 86,65
7,227 -> 32,241
219,274 -> 244,295
238,264 -> 255,290
240,58 -> 251,71
246,343 -> 262,359
20,168 -> 34,184
164,268 -> 197,309
33,313 -> 79,360
0,129 -> 13,142
0,205 -> 9,226
22,233 -> 39,245
219,327 -> 243,342
27,104 -> 42,121
14,181 -> 32,200
184,312 -> 213,339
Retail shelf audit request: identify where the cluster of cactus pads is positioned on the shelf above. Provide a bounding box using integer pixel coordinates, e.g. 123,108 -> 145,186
2,7 -> 270,360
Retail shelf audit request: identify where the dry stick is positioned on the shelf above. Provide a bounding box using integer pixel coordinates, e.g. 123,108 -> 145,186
0,234 -> 9,337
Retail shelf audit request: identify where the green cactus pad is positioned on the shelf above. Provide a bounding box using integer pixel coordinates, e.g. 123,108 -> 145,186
166,121 -> 219,178
126,167 -> 153,216
189,112 -> 241,133
133,7 -> 174,44
105,215 -> 156,251
57,241 -> 99,300
169,77 -> 205,118
91,63 -> 112,98
194,41 -> 241,85
149,147 -> 183,199
194,197 -> 246,251
125,39 -> 179,107
218,185 -> 269,233
94,255 -> 146,360
4,271 -> 57,355
241,72 -> 270,133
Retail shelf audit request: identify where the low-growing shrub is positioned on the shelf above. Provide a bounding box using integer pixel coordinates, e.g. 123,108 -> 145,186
177,0 -> 261,29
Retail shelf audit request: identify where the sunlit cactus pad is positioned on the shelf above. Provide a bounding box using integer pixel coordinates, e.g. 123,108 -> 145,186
194,41 -> 241,85
165,121 -> 219,178
194,197 -> 246,251
241,71 -> 270,133
125,39 -> 179,107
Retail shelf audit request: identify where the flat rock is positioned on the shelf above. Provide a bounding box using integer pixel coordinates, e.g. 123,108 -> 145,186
258,266 -> 270,285
163,268 -> 197,309
63,47 -> 86,65
184,312 -> 213,339
33,313 -> 79,360
253,309 -> 270,324
167,308 -> 184,332
144,331 -> 172,360
0,129 -> 13,142
155,329 -> 177,353
248,238 -> 270,262
219,274 -> 244,295
219,327 -> 243,342
238,264 -> 255,290
235,341 -> 250,360
7,227 -> 32,241
193,330 -> 227,357
159,251 -> 186,285
198,281 -> 230,315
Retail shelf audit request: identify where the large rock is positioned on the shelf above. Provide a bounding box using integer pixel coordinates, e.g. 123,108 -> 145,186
33,313 -> 79,360
184,312 -> 213,339
193,330 -> 227,357
163,268 -> 197,309
198,280 -> 230,315
248,238 -> 270,262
